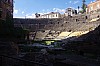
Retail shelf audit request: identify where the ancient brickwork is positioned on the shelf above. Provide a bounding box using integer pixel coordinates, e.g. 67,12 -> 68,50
0,0 -> 13,21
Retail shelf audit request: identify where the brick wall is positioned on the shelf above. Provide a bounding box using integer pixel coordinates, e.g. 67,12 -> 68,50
0,1 -> 6,20
0,0 -> 13,21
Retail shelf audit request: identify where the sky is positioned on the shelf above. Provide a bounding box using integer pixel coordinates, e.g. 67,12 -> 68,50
13,0 -> 96,18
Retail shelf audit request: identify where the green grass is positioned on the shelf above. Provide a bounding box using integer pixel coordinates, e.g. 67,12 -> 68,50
31,40 -> 56,45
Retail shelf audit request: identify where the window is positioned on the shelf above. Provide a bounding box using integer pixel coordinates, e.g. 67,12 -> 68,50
56,14 -> 57,17
0,13 -> 1,18
90,6 -> 93,11
97,3 -> 100,8
10,0 -> 12,3
4,0 -> 7,2
0,2 -> 1,8
8,0 -> 10,3
52,15 -> 54,17
0,8 -> 2,18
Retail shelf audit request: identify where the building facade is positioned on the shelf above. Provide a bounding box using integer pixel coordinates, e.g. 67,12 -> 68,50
39,12 -> 61,18
86,0 -> 100,14
0,0 -> 13,21
65,8 -> 77,17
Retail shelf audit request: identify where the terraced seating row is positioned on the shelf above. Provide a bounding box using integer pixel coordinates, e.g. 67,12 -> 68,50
34,30 -> 50,40
44,30 -> 61,40
14,14 -> 100,40
14,17 -> 100,32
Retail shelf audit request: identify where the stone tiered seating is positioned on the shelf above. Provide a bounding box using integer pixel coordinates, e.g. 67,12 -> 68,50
14,14 -> 100,40
44,30 -> 61,40
35,30 -> 50,40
